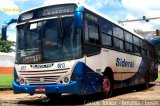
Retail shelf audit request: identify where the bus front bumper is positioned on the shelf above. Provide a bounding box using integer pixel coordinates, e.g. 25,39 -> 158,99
13,79 -> 84,95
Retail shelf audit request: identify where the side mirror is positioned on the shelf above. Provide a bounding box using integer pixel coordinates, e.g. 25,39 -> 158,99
74,6 -> 84,29
1,19 -> 17,40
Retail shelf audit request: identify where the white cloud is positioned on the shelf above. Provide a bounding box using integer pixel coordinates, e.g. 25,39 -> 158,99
14,0 -> 29,2
43,0 -> 110,9
43,0 -> 75,6
122,0 -> 160,11
0,0 -> 20,15
86,0 -> 109,9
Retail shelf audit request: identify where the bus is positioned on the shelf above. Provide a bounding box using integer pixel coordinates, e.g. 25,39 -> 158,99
13,2 -> 158,98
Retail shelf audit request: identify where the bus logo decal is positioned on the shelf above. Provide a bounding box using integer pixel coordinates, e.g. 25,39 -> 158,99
116,58 -> 134,67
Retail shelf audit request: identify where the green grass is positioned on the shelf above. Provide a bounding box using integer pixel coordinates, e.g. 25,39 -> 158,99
0,74 -> 13,88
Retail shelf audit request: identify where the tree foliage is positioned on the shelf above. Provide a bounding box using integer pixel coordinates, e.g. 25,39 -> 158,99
0,33 -> 15,53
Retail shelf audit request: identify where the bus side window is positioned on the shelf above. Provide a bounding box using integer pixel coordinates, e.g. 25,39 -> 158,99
101,33 -> 112,47
133,36 -> 141,55
85,20 -> 100,45
100,19 -> 112,47
134,46 -> 141,55
113,25 -> 124,51
124,31 -> 133,53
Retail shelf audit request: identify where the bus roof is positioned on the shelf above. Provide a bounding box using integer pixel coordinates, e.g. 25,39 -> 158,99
19,1 -> 144,39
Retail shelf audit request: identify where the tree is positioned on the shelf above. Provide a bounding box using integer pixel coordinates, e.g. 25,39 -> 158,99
0,33 -> 15,53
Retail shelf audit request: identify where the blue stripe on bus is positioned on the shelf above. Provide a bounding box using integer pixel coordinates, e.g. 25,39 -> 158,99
72,62 -> 103,94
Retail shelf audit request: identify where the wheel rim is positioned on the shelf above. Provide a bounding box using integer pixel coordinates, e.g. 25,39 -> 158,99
102,76 -> 111,95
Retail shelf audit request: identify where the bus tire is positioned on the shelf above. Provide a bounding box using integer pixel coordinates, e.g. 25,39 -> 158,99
101,75 -> 113,98
145,73 -> 149,89
46,93 -> 61,100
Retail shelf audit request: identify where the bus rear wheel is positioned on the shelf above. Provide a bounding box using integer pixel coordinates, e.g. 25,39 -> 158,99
46,93 -> 61,100
102,75 -> 112,98
145,73 -> 149,89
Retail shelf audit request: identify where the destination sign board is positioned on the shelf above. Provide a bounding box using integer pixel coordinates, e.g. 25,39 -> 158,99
18,4 -> 75,22
41,5 -> 75,17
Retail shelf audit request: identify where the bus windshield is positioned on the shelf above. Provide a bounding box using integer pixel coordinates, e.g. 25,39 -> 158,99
16,16 -> 82,63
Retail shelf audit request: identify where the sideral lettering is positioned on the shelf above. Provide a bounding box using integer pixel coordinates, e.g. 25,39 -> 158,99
116,58 -> 134,67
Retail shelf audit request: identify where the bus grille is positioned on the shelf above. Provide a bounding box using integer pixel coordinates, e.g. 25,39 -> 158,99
18,70 -> 68,85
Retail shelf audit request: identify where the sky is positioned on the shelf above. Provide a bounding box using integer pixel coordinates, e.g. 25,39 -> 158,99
0,0 -> 160,41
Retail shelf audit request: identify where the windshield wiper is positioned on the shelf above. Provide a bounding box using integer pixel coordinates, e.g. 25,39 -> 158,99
58,16 -> 66,51
58,16 -> 64,38
24,21 -> 29,50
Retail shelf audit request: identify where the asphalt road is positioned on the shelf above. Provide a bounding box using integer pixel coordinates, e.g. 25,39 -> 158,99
0,82 -> 160,106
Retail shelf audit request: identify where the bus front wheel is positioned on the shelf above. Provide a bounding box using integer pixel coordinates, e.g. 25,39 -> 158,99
102,75 -> 113,98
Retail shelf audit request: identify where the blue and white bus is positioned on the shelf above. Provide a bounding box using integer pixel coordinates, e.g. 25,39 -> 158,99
13,2 -> 158,98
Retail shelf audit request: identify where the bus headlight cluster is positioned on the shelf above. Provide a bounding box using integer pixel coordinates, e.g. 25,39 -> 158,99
17,77 -> 28,85
64,77 -> 69,83
19,78 -> 25,84
59,77 -> 70,84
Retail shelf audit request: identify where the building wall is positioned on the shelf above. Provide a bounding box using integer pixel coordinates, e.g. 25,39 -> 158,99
0,52 -> 15,74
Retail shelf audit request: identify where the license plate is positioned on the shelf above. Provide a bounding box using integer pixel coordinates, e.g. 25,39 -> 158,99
34,88 -> 46,92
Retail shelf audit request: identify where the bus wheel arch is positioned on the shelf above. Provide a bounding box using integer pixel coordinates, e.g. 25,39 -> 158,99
102,67 -> 114,98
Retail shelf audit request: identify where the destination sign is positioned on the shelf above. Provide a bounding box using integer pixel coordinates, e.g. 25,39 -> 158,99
41,5 -> 75,17
19,4 -> 75,22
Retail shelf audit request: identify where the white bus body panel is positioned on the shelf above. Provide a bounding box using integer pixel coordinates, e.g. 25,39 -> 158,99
14,58 -> 85,85
86,48 -> 142,81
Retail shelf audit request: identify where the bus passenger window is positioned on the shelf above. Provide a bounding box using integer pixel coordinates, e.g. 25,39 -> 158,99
85,20 -> 100,45
124,31 -> 132,43
134,46 -> 141,55
133,36 -> 140,46
101,33 -> 112,47
125,42 -> 133,53
113,25 -> 124,51
100,19 -> 112,35
113,26 -> 123,39
114,38 -> 124,51
141,49 -> 147,57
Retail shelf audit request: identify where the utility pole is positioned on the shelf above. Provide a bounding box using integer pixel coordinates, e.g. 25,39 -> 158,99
118,16 -> 160,23
118,16 -> 160,36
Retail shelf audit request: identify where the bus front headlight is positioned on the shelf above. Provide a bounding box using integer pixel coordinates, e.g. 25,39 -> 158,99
64,77 -> 70,83
19,77 -> 25,84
